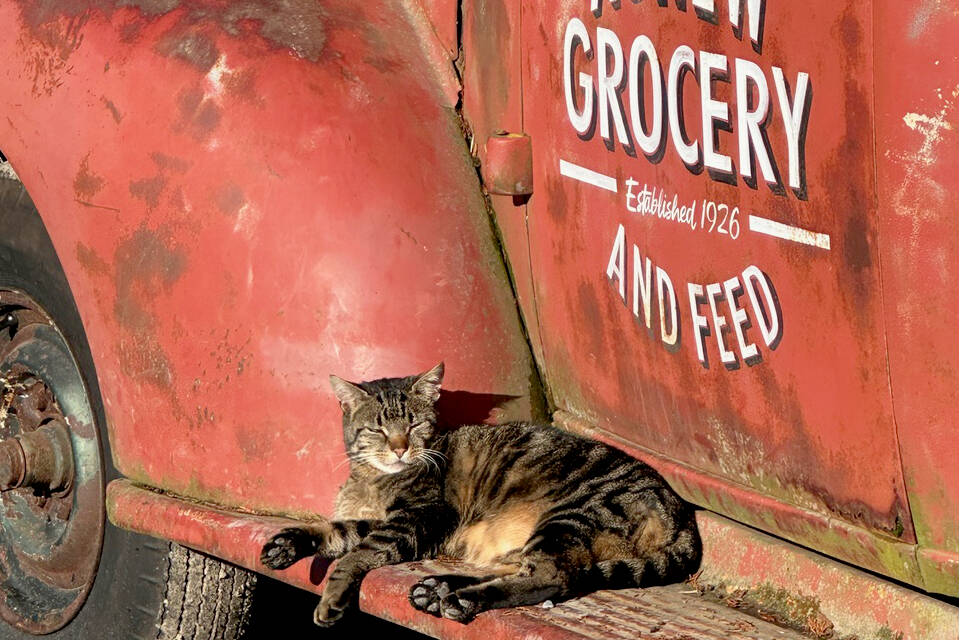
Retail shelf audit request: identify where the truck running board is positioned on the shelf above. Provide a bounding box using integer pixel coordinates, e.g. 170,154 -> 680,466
107,479 -> 957,640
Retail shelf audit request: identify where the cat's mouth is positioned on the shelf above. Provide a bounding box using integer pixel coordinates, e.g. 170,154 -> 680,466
371,454 -> 412,474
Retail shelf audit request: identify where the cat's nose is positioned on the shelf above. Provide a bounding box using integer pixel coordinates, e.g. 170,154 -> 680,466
392,447 -> 407,459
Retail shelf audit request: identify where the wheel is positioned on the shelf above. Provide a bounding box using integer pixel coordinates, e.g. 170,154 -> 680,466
0,165 -> 256,638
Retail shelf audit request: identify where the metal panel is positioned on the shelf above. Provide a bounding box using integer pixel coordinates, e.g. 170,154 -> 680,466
872,0 -> 959,594
514,0 -> 955,588
0,0 -> 541,517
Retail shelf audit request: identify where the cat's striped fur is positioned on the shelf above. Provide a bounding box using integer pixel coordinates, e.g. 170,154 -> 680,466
260,363 -> 700,625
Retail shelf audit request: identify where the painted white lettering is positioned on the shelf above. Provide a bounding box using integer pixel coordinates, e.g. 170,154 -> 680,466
632,245 -> 654,329
667,45 -> 699,167
591,0 -> 621,18
692,0 -> 716,20
742,265 -> 781,348
735,58 -> 777,186
772,66 -> 811,192
564,19 -> 594,136
656,266 -> 678,346
706,282 -> 736,366
624,178 -> 639,212
687,283 -> 709,367
723,276 -> 760,364
728,0 -> 765,49
597,28 -> 631,148
628,35 -> 664,156
606,223 -> 627,301
699,51 -> 733,176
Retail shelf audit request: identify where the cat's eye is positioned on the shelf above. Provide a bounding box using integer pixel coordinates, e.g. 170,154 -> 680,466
411,421 -> 432,432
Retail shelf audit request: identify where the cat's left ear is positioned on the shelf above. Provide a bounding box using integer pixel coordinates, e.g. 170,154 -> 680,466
411,362 -> 444,403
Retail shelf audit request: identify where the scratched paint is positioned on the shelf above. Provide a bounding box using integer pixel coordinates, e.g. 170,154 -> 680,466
0,0 -> 542,523
511,0 -> 957,595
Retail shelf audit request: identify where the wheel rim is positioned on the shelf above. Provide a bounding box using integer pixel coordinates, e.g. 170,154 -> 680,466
0,289 -> 105,634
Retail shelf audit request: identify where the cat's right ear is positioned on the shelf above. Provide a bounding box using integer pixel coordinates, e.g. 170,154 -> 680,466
329,375 -> 369,414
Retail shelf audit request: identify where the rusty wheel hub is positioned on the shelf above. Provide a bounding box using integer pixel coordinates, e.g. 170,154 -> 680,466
0,290 -> 104,634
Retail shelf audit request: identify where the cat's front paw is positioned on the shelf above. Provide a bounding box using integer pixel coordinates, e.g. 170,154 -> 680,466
260,528 -> 313,570
313,596 -> 348,627
439,591 -> 481,623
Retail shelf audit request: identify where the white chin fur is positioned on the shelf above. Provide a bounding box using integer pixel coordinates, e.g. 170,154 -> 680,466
371,458 -> 408,474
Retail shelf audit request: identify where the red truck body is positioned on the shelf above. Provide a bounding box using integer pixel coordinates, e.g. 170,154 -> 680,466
0,0 -> 955,636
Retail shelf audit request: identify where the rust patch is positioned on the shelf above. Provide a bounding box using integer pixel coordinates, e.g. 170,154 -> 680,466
113,226 -> 186,387
224,67 -> 258,100
215,183 -> 245,215
150,151 -> 190,173
176,85 -> 221,140
128,174 -> 167,209
235,423 -> 270,462
18,0 -> 336,67
73,154 -> 105,199
221,1 -> 327,62
75,242 -> 110,276
156,29 -> 220,71
101,96 -> 123,122
116,0 -> 180,17
843,213 -> 873,273
20,13 -> 88,97
114,226 -> 186,331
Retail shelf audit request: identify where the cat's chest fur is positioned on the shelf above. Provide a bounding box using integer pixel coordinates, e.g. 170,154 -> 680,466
334,426 -> 549,567
333,470 -> 391,521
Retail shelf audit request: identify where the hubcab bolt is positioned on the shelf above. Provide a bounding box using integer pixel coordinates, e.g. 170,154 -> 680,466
0,419 -> 74,494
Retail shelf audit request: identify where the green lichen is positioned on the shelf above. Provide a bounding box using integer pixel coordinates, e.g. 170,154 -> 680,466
874,625 -> 904,640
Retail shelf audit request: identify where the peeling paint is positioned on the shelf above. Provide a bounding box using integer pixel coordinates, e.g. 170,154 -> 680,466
157,29 -> 220,72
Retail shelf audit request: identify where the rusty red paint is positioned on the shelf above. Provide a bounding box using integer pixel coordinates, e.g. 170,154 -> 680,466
0,0 -> 540,522
461,0 -> 548,377
871,0 -> 959,594
697,514 -> 958,640
0,0 -> 955,614
483,0 -> 959,594
521,0 -> 909,536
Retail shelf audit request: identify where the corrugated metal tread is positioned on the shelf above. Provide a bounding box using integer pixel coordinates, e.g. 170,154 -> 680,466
360,560 -> 808,640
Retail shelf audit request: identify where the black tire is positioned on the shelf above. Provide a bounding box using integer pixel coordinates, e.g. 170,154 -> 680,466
0,169 -> 256,639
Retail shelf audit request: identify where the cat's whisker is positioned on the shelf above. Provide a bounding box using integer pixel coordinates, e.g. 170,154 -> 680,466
338,452 -> 386,470
421,450 -> 446,469
421,448 -> 447,461
416,451 -> 440,474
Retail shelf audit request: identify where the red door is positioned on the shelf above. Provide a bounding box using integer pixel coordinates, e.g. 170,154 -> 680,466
515,0 -> 956,590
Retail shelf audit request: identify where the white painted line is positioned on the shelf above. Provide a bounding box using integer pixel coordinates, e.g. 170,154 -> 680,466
748,214 -> 831,250
559,159 -> 618,192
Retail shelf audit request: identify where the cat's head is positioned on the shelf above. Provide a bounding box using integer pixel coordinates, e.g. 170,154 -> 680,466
329,363 -> 443,474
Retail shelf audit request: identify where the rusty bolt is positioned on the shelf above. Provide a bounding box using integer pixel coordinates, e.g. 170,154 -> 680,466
0,419 -> 74,494
0,437 -> 26,488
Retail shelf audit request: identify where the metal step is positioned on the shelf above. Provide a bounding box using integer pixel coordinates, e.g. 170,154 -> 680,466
360,559 -> 807,640
108,479 -> 957,640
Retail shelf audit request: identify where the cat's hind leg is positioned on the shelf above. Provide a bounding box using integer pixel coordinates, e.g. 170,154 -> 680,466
430,552 -> 576,622
409,574 -> 489,616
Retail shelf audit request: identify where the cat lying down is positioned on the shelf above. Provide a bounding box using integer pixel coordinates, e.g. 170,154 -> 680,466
261,363 -> 700,626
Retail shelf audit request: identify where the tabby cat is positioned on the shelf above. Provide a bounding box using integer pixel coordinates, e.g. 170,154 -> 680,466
260,363 -> 700,626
